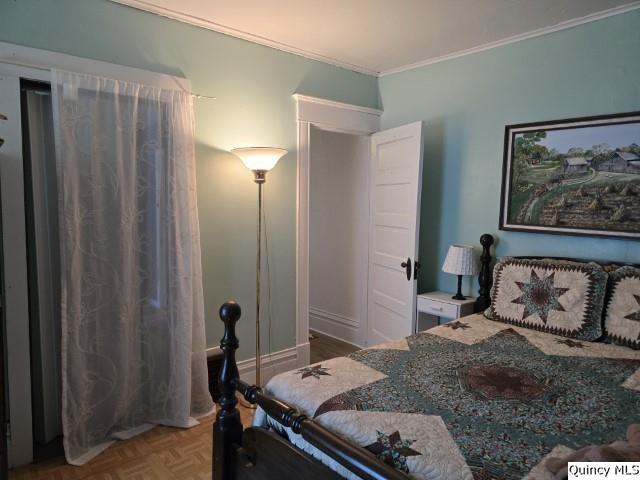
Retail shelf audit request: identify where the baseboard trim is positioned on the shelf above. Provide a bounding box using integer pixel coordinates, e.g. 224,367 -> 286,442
309,306 -> 358,329
309,306 -> 363,346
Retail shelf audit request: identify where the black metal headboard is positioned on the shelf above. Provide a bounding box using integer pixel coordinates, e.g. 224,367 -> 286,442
474,234 -> 494,312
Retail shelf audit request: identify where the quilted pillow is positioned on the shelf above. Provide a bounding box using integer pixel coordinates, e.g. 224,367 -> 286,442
604,266 -> 640,349
484,257 -> 608,341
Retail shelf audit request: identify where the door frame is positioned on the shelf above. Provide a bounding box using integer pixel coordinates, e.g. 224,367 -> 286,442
0,43 -> 192,471
293,94 -> 382,360
0,63 -> 49,470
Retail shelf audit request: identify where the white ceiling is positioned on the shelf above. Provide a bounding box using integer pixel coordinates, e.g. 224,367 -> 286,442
112,0 -> 640,76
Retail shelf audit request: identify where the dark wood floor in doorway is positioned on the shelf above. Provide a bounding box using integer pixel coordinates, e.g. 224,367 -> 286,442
309,330 -> 359,364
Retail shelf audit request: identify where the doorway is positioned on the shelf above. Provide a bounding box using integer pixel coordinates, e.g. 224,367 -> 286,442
0,45 -> 202,474
21,79 -> 63,463
294,95 -> 424,358
309,127 -> 369,348
0,66 -> 62,471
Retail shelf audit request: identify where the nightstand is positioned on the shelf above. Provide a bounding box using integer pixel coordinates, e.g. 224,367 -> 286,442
416,291 -> 476,332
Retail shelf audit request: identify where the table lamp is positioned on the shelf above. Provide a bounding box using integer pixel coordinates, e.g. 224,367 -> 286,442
442,244 -> 478,300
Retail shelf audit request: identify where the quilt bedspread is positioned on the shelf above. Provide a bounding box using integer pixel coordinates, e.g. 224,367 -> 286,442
253,314 -> 640,479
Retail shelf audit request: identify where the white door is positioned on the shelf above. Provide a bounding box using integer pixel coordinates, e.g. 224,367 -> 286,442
367,121 -> 423,346
0,71 -> 34,467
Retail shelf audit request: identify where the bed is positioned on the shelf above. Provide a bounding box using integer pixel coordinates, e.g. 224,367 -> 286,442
212,234 -> 640,480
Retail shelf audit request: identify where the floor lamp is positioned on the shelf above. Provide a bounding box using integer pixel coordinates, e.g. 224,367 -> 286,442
232,147 -> 287,390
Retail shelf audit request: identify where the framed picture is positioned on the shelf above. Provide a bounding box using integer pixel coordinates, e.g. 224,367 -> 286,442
500,111 -> 640,239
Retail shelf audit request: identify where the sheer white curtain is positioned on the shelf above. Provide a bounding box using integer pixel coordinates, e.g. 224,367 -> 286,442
51,70 -> 213,465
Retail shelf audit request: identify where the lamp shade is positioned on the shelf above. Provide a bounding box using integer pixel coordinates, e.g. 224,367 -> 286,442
231,147 -> 287,172
442,244 -> 478,276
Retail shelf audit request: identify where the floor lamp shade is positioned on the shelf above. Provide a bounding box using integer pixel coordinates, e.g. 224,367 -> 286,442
232,147 -> 287,173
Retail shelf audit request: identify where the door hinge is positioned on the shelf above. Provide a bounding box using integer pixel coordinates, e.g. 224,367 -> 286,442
1,113 -> 7,148
5,421 -> 11,439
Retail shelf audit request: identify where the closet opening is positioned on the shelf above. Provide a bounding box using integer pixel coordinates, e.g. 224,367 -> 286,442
308,126 -> 369,355
20,79 -> 64,463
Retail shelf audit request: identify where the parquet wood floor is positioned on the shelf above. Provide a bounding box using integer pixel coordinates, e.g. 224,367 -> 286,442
9,405 -> 254,480
10,334 -> 354,479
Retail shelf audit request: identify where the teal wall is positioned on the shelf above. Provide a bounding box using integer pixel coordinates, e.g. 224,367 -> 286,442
2,0 -> 638,356
379,10 -> 640,296
0,0 -> 379,359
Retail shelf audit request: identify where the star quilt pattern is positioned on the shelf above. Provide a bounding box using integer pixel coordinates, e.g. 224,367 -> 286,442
253,314 -> 640,480
604,266 -> 640,350
484,257 -> 608,341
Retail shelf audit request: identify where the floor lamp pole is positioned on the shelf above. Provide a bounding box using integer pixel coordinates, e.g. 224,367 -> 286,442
232,146 -> 287,391
255,181 -> 262,387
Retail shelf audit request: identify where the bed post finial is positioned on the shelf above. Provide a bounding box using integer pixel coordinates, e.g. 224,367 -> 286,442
213,301 -> 243,480
474,234 -> 494,313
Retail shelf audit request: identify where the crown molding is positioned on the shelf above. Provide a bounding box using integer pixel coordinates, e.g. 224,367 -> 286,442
108,0 -> 379,76
379,1 -> 640,77
108,0 -> 640,79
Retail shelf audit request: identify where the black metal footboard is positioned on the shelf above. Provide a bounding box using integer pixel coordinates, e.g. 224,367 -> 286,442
212,301 -> 408,480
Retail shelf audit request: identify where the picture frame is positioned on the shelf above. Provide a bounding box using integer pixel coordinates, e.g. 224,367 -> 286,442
499,111 -> 640,239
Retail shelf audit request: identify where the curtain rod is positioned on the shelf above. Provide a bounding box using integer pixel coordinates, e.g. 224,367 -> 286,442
191,93 -> 217,101
1,58 -> 216,100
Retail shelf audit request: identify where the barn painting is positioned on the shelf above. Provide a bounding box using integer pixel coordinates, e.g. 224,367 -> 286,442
500,112 -> 640,238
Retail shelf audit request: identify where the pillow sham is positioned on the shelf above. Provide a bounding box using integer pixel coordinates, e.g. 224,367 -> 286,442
604,265 -> 640,350
484,257 -> 607,341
